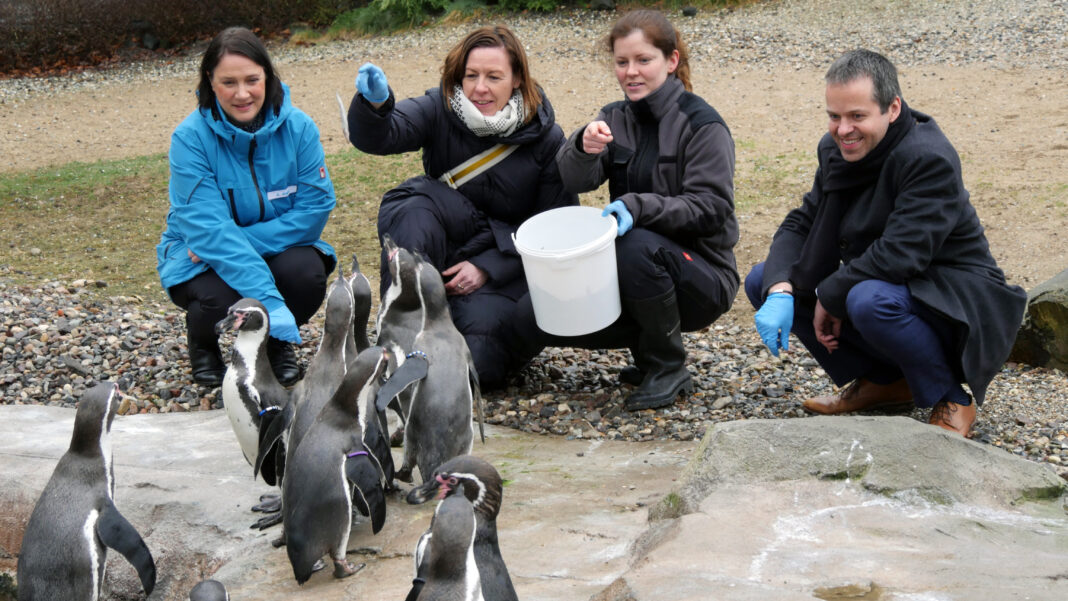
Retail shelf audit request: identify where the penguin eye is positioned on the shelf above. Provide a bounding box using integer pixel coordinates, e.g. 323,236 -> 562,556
447,476 -> 459,486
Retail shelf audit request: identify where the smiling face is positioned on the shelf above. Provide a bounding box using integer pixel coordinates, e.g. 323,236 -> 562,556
210,53 -> 266,124
462,46 -> 520,116
613,29 -> 679,102
825,76 -> 901,161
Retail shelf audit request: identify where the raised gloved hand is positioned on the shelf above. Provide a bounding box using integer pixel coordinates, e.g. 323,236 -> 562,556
267,304 -> 302,344
754,292 -> 793,357
602,200 -> 633,236
356,62 -> 390,104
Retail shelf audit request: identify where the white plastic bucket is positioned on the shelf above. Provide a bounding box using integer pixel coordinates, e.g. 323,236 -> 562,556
513,205 -> 620,336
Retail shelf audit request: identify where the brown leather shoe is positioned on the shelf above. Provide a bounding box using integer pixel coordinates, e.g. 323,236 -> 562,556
802,378 -> 913,415
928,399 -> 976,437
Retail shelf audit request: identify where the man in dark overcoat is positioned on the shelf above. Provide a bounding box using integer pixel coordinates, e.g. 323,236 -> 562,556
744,49 -> 1027,436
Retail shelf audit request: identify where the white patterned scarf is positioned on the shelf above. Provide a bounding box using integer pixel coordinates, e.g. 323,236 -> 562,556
449,85 -> 526,138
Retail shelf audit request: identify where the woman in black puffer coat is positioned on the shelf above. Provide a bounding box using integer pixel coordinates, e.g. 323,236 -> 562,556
347,25 -> 577,389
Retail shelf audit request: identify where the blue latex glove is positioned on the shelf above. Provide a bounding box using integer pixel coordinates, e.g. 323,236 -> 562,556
754,292 -> 793,357
356,62 -> 390,104
267,305 -> 302,344
602,200 -> 633,236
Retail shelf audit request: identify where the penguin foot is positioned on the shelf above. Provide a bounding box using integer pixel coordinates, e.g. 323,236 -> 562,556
270,534 -> 287,548
252,494 -> 282,513
395,467 -> 413,483
251,511 -> 282,530
332,559 -> 366,579
311,559 -> 326,573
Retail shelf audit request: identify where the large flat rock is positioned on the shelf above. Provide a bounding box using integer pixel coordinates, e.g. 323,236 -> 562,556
599,417 -> 1068,601
0,405 -> 691,600
3,408 -> 1066,601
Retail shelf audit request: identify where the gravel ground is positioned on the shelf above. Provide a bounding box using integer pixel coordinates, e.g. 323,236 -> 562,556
2,271 -> 1066,480
2,0 -> 1065,99
1,0 -> 1066,479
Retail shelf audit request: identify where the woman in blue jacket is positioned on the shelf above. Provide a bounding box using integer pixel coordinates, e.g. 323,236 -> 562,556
157,27 -> 337,387
346,25 -> 576,389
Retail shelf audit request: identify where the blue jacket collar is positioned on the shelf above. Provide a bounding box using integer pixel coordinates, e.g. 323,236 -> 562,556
202,82 -> 294,141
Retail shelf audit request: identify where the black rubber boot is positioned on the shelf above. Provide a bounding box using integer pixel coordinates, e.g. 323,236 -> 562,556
623,289 -> 692,411
187,326 -> 225,388
505,294 -> 641,377
267,338 -> 301,386
618,364 -> 644,386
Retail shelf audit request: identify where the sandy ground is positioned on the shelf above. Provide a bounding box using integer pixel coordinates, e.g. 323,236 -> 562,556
1,32 -> 1065,298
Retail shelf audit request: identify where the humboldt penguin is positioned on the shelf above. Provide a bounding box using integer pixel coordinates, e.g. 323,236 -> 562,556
215,298 -> 291,529
347,253 -> 373,356
405,455 -> 515,601
188,579 -> 228,601
412,484 -> 483,601
375,234 -> 426,430
262,273 -> 356,473
376,249 -> 485,484
282,346 -> 391,584
216,298 -> 289,473
17,382 -> 156,601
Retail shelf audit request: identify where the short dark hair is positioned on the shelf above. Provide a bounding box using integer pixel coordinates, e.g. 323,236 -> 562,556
825,49 -> 901,113
197,27 -> 284,117
441,25 -> 542,122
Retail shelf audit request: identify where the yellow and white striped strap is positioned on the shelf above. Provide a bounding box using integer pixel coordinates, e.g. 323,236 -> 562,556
439,143 -> 518,189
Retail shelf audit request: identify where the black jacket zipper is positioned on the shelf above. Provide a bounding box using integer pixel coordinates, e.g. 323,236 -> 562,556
247,138 -> 265,222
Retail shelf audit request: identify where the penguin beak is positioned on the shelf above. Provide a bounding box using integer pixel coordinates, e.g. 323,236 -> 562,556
405,477 -> 444,505
214,311 -> 245,335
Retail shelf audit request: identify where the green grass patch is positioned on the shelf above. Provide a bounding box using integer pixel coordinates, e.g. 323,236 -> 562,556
0,136 -> 819,304
0,149 -> 422,302
734,146 -> 812,211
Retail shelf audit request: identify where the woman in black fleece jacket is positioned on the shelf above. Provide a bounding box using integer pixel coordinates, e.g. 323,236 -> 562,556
511,9 -> 739,410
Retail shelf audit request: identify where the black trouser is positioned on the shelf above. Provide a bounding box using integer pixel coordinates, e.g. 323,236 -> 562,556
377,186 -> 519,390
168,246 -> 329,348
508,228 -> 735,365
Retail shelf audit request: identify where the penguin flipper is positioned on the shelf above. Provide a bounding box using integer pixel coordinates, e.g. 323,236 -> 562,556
97,500 -> 156,596
375,354 -> 429,413
404,577 -> 426,601
255,404 -> 292,484
345,453 -> 387,534
469,360 -> 486,444
364,404 -> 396,486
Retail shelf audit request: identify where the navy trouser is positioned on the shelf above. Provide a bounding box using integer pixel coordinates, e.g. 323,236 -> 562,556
745,262 -> 969,408
169,246 -> 329,346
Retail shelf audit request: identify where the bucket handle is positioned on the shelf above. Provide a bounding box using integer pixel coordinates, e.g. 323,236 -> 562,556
511,215 -> 618,264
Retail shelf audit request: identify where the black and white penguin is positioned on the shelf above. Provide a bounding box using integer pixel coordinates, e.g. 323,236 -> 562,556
188,579 -> 228,601
281,346 -> 391,584
375,234 -> 427,429
347,253 -> 373,356
412,484 -> 484,601
281,273 -> 356,458
377,249 -> 485,484
215,298 -> 292,528
215,298 -> 290,472
17,382 -> 156,601
405,455 -> 515,601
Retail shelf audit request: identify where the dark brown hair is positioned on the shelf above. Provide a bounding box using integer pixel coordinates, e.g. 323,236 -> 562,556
197,27 -> 284,117
441,25 -> 542,121
605,9 -> 692,92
